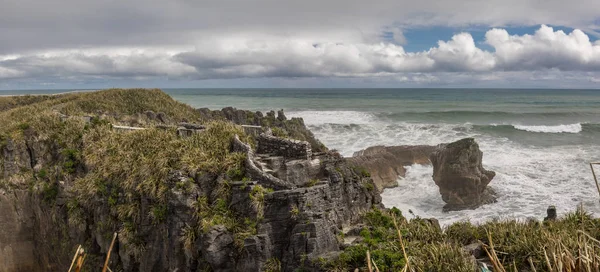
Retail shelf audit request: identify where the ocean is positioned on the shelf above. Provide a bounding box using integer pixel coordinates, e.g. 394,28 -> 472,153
3,88 -> 600,225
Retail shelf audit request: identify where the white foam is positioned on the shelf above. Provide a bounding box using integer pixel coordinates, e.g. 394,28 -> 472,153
513,123 -> 582,133
307,121 -> 476,157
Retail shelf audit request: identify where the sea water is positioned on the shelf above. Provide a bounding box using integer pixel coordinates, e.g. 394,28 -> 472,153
3,88 -> 600,225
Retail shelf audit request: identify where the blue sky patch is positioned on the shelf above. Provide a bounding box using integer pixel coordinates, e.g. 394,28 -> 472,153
389,25 -> 599,53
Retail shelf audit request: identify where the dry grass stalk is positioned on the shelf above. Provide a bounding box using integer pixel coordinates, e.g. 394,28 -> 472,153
484,226 -> 600,272
67,245 -> 82,272
528,257 -> 537,272
366,250 -> 373,272
392,214 -> 411,272
371,258 -> 381,272
75,253 -> 87,272
484,229 -> 506,272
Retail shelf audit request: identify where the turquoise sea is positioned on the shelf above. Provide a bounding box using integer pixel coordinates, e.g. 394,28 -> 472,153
3,88 -> 600,224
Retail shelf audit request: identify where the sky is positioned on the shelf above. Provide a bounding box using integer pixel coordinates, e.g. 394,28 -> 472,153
1,0 -> 600,90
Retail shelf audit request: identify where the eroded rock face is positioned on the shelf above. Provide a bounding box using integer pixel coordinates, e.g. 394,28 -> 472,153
201,225 -> 235,272
230,152 -> 381,271
0,191 -> 39,272
348,145 -> 436,192
429,138 -> 496,211
197,107 -> 327,153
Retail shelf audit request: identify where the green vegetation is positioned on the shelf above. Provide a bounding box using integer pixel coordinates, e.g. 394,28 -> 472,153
249,185 -> 269,219
290,204 -> 300,219
326,206 -> 600,272
0,89 -> 261,259
41,181 -> 59,203
264,257 -> 282,272
306,178 -> 319,187
271,127 -> 289,138
70,121 -> 251,255
351,166 -> 371,178
0,89 -> 202,141
150,204 -> 168,224
61,148 -> 80,174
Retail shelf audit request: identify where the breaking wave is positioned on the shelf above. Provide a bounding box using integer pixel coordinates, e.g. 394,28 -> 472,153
512,123 -> 582,133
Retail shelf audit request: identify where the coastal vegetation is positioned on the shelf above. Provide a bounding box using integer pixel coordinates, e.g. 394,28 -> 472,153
0,89 -> 262,268
328,207 -> 600,271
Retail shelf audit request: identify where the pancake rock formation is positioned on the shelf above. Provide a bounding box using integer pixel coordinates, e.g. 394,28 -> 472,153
430,138 -> 496,212
348,145 -> 436,192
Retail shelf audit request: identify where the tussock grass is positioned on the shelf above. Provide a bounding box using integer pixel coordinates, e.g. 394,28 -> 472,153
0,88 -> 263,259
71,121 -> 249,254
329,207 -> 600,272
0,88 -> 202,141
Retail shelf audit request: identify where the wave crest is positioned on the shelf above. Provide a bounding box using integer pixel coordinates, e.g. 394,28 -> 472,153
512,123 -> 582,134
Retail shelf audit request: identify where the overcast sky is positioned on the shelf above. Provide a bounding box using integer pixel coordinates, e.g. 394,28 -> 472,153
1,0 -> 600,89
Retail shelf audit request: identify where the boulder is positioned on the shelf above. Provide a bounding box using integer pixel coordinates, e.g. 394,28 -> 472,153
156,112 -> 168,123
348,145 -> 436,192
429,138 -> 496,212
544,205 -> 557,221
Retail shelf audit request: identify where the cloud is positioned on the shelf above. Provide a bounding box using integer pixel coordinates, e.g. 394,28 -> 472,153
0,48 -> 196,80
486,25 -> 600,71
0,25 -> 599,86
1,0 -> 600,55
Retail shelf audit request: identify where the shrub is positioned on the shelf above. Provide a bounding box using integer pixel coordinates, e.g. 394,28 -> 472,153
264,258 -> 282,272
62,148 -> 80,174
42,181 -> 59,203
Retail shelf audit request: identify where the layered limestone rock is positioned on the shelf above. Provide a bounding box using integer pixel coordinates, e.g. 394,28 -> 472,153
348,145 -> 436,192
197,107 -> 327,152
229,151 -> 380,271
0,191 -> 39,272
430,138 -> 496,212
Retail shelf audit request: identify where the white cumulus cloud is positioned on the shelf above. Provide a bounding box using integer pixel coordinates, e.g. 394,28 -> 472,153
0,25 -> 599,86
487,25 -> 600,71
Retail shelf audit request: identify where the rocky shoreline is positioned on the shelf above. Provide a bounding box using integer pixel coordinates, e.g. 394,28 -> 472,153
1,89 -> 598,272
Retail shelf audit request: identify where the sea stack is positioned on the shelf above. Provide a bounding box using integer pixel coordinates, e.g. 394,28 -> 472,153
430,138 -> 496,212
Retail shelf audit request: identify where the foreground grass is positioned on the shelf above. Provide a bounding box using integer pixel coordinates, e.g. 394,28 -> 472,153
326,207 -> 600,272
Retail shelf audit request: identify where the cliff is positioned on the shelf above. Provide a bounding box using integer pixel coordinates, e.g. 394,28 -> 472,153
0,89 -> 379,272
